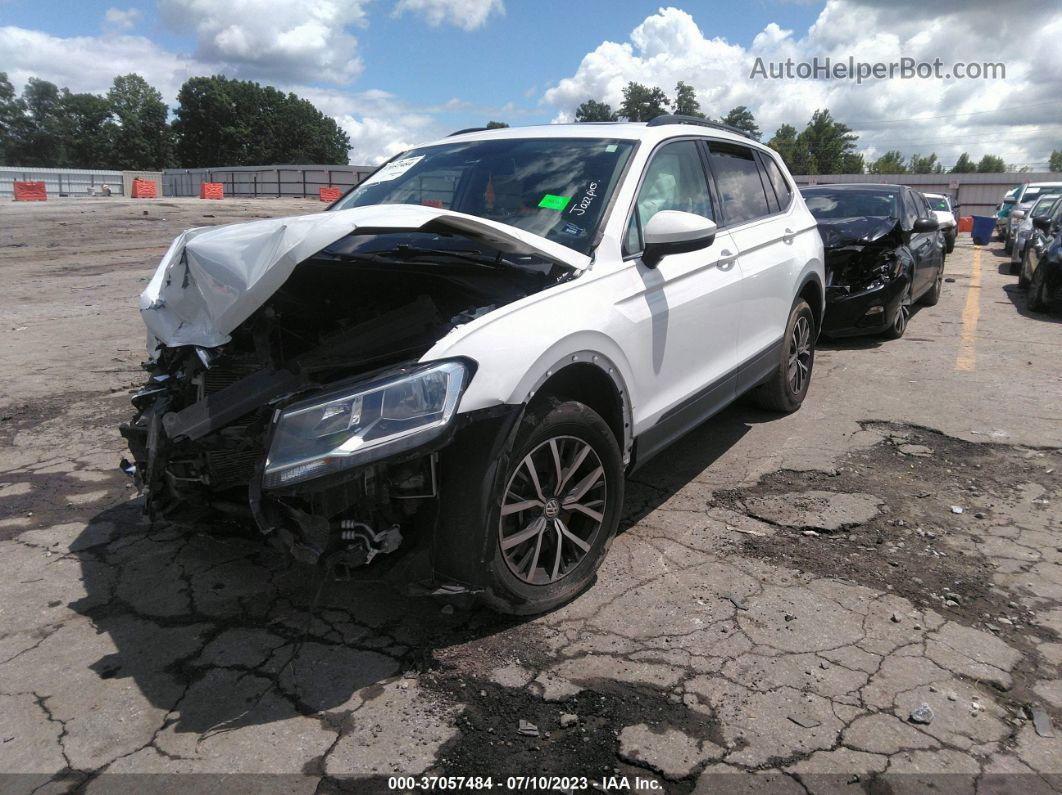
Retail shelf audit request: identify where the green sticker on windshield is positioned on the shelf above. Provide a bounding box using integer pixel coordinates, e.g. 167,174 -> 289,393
538,194 -> 571,211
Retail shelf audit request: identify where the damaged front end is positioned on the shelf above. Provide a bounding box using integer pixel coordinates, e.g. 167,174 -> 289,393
120,206 -> 581,580
817,217 -> 911,337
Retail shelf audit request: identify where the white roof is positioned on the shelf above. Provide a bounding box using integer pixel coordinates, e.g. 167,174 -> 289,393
420,121 -> 769,154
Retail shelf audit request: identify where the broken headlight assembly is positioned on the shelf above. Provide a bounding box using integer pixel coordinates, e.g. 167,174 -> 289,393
263,360 -> 469,489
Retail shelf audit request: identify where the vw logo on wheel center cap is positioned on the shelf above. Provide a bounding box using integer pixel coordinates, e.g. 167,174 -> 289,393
544,498 -> 561,519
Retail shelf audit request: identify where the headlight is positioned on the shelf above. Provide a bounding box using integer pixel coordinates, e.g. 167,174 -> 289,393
263,360 -> 468,488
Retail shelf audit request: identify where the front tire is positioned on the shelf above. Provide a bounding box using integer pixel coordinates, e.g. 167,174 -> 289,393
751,298 -> 815,413
482,399 -> 624,615
882,294 -> 910,340
1018,249 -> 1032,289
1027,265 -> 1050,312
920,263 -> 944,306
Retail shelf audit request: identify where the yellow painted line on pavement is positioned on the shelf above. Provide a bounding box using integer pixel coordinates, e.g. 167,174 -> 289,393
956,246 -> 982,371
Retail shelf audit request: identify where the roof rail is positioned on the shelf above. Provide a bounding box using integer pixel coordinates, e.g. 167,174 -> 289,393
448,126 -> 490,137
646,114 -> 754,139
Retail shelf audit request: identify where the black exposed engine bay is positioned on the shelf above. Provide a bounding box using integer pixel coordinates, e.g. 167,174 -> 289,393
817,216 -> 913,336
121,234 -> 566,581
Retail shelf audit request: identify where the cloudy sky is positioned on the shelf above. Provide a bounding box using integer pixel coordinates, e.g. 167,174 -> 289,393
2,1 -> 1059,168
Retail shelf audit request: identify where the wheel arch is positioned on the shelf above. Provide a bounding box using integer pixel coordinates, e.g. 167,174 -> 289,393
796,270 -> 825,335
523,352 -> 633,466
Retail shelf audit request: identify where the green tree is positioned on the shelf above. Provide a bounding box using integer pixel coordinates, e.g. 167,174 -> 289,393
721,105 -> 760,140
976,154 -> 1005,173
108,74 -> 171,169
618,82 -> 670,122
869,150 -> 907,174
909,153 -> 942,174
841,152 -> 865,174
950,152 -> 977,173
60,90 -> 115,168
173,75 -> 350,167
0,72 -> 27,165
767,124 -> 813,174
485,120 -> 509,128
1050,149 -> 1062,172
796,109 -> 858,175
673,81 -> 703,118
574,99 -> 616,122
16,77 -> 66,166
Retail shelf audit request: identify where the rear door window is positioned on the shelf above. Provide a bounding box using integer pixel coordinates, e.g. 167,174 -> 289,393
707,142 -> 771,226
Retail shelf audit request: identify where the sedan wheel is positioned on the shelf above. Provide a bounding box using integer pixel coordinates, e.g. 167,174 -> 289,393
883,301 -> 910,340
1018,249 -> 1032,289
499,436 -> 606,585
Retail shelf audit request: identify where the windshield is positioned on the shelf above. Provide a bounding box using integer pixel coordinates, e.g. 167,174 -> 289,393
1021,186 -> 1062,201
802,189 -> 898,219
927,196 -> 951,212
332,137 -> 636,254
1032,196 -> 1061,217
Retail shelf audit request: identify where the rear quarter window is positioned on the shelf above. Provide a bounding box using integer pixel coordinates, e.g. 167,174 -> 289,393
761,154 -> 793,209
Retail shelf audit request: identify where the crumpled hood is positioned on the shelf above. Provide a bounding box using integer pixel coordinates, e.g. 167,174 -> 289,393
140,204 -> 591,350
816,217 -> 899,250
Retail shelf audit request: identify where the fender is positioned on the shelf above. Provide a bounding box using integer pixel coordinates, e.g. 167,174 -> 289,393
518,347 -> 634,465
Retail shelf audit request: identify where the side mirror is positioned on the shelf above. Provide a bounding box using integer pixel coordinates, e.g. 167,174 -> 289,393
642,211 -> 717,268
1011,209 -> 1026,220
913,217 -> 939,232
1033,216 -> 1052,232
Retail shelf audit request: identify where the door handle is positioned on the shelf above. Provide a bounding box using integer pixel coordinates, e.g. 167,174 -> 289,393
718,249 -> 738,269
782,227 -> 796,244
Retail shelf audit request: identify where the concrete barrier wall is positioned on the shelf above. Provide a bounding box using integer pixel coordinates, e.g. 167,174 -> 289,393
163,165 -> 376,199
0,167 -> 126,198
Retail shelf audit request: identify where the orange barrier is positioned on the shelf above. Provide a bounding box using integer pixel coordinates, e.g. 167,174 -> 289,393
958,216 -> 973,233
131,179 -> 158,198
199,182 -> 224,200
13,181 -> 47,201
319,186 -> 342,202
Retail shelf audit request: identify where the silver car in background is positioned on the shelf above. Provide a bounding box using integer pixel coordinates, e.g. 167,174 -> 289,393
924,192 -> 957,253
1010,194 -> 1061,274
1006,182 -> 1062,253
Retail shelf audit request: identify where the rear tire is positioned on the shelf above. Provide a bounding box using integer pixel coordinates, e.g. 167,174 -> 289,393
750,298 -> 815,414
481,398 -> 624,615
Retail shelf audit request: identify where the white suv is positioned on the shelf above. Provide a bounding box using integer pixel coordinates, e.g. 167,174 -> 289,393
122,116 -> 825,613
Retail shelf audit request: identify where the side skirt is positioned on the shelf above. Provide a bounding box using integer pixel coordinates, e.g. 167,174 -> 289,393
629,338 -> 783,471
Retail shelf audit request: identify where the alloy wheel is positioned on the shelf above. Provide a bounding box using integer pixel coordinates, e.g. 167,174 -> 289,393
499,436 -> 606,585
893,304 -> 910,336
787,315 -> 812,395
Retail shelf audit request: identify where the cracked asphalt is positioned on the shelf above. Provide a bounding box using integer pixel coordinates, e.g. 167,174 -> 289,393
0,199 -> 1060,793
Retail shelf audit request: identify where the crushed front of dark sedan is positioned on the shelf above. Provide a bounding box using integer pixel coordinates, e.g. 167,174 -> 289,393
802,184 -> 944,340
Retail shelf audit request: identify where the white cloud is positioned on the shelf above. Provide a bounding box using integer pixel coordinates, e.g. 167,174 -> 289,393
158,0 -> 369,84
337,112 -> 441,164
393,0 -> 504,31
103,7 -> 143,33
543,3 -> 1062,170
0,25 -> 207,101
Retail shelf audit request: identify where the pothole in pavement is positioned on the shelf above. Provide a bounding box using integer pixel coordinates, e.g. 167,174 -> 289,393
713,422 -> 1059,645
713,421 -> 1061,732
